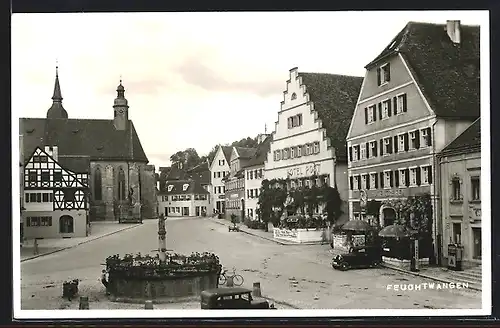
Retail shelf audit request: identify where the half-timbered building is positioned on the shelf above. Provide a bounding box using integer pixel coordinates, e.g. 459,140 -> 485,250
23,146 -> 89,238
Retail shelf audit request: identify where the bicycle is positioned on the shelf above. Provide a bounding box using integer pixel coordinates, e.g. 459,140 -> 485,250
218,267 -> 244,286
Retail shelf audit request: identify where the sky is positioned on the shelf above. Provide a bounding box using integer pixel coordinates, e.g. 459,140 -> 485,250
12,11 -> 488,170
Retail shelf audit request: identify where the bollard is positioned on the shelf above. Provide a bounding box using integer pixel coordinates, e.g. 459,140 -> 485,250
252,282 -> 262,297
79,296 -> 89,309
226,276 -> 234,287
33,239 -> 39,255
145,300 -> 154,309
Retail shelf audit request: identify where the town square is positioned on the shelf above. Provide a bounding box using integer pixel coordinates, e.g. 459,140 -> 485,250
13,10 -> 488,316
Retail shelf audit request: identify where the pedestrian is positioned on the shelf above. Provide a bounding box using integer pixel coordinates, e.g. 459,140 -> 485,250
100,269 -> 110,295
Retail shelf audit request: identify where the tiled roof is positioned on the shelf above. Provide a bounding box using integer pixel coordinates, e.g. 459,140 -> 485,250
221,146 -> 233,163
187,169 -> 211,185
57,156 -> 91,173
235,146 -> 257,159
20,118 -> 148,163
299,73 -> 363,161
440,118 -> 480,155
165,164 -> 186,180
159,180 -> 209,195
244,135 -> 272,168
366,21 -> 480,119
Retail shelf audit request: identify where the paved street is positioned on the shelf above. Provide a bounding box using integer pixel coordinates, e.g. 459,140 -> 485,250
20,217 -> 481,310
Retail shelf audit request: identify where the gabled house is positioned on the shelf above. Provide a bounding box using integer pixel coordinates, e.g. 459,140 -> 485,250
22,146 -> 89,238
438,118 -> 481,267
345,20 -> 480,263
264,67 -> 363,218
157,180 -> 210,217
223,146 -> 257,221
210,145 -> 232,214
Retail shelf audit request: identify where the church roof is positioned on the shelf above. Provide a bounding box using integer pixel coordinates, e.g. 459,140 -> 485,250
58,156 -> 91,173
299,72 -> 363,162
19,118 -> 149,163
366,21 -> 480,119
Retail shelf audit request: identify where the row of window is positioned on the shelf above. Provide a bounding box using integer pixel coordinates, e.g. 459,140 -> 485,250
27,170 -> 63,183
218,159 -> 226,166
349,127 -> 432,162
167,207 -> 189,215
365,93 -> 408,124
227,200 -> 242,209
451,176 -> 481,201
273,141 -> 321,161
214,186 -> 226,194
247,188 -> 260,199
160,194 -> 208,202
286,175 -> 330,190
247,169 -> 263,180
226,178 -> 244,191
25,192 -> 54,203
26,216 -> 52,227
287,114 -> 303,129
349,166 -> 433,190
26,215 -> 75,233
213,171 -> 229,179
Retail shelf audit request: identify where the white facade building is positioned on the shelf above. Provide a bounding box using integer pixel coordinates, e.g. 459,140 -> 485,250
264,68 -> 363,217
210,145 -> 231,214
244,134 -> 271,220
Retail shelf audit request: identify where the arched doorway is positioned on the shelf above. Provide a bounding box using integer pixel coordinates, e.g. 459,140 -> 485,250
380,205 -> 397,227
59,215 -> 74,233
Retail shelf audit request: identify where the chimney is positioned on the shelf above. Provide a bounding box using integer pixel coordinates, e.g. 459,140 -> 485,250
446,20 -> 461,44
52,146 -> 58,161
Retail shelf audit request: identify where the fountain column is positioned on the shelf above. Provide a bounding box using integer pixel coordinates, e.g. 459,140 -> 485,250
158,214 -> 167,262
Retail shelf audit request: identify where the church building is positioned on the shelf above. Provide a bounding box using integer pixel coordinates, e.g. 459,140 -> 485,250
19,67 -> 157,221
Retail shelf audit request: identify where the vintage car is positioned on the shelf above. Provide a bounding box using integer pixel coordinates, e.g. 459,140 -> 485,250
331,245 -> 382,271
200,287 -> 275,309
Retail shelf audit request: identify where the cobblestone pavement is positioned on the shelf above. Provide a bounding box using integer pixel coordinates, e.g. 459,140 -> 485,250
20,217 -> 481,310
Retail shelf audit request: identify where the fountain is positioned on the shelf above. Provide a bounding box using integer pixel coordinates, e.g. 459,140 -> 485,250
118,187 -> 142,224
105,214 -> 221,303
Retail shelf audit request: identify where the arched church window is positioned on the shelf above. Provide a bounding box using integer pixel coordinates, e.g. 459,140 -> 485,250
59,215 -> 74,233
94,167 -> 102,201
118,167 -> 126,200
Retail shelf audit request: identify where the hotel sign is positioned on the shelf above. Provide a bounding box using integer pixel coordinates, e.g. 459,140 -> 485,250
230,193 -> 239,199
287,163 -> 321,178
218,195 -> 225,199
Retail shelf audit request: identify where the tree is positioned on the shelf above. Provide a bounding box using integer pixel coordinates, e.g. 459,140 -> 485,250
324,187 -> 343,224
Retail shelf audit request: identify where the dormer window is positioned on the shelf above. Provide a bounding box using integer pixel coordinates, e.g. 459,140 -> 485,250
182,183 -> 189,191
167,185 -> 174,192
377,63 -> 391,86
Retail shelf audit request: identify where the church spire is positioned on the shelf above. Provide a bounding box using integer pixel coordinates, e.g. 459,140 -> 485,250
52,64 -> 63,102
46,63 -> 68,119
113,76 -> 129,130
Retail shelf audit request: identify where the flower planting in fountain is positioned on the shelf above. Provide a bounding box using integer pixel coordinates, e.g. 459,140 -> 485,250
105,252 -> 222,279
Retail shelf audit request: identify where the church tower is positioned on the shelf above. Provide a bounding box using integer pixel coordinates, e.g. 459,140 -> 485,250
46,65 -> 68,119
113,79 -> 129,130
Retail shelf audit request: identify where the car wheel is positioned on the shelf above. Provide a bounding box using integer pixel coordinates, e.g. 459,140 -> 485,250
340,262 -> 349,271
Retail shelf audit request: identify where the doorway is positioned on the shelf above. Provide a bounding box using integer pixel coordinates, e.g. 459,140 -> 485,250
196,206 -> 200,216
381,207 -> 396,227
472,227 -> 481,260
